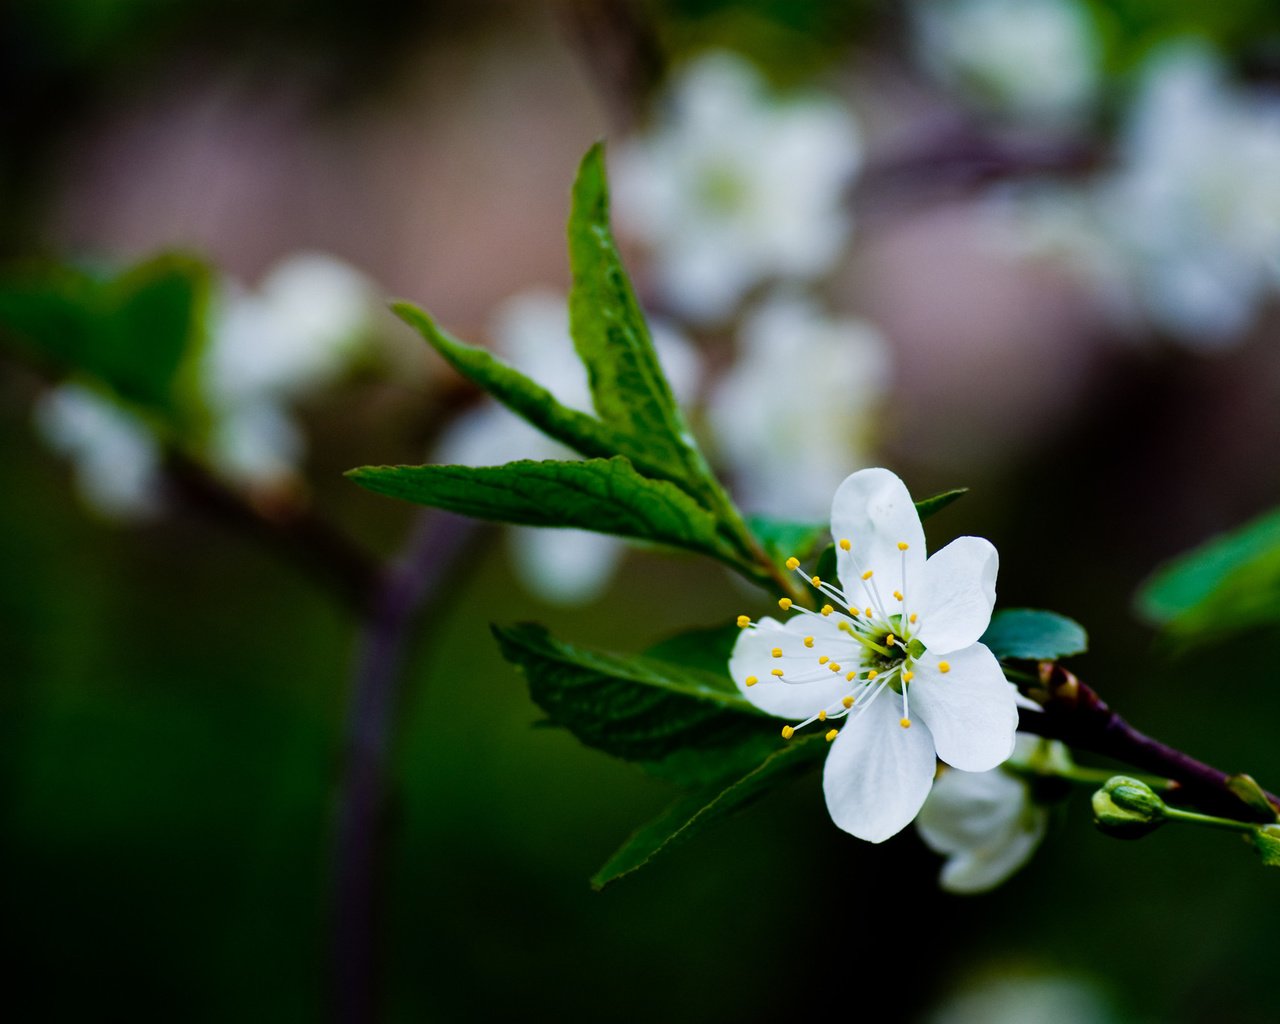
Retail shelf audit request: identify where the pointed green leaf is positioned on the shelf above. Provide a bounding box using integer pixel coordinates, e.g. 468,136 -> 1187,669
745,516 -> 828,567
1225,774 -> 1280,823
915,487 -> 968,521
348,456 -> 733,559
493,622 -> 784,786
567,144 -> 710,489
591,737 -> 826,889
980,608 -> 1088,661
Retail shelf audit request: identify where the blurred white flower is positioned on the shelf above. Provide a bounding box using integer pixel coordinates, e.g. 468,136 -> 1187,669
201,252 -> 374,485
435,289 -> 699,604
926,971 -> 1119,1024
34,383 -> 163,520
1095,43 -> 1280,345
708,294 -> 889,521
914,0 -> 1100,124
613,51 -> 861,324
916,733 -> 1064,893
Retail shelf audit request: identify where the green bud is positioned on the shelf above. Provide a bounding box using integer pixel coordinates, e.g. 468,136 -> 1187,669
1092,776 -> 1167,839
1249,824 -> 1280,867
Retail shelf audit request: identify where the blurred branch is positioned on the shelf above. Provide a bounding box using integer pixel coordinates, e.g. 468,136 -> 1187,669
1018,663 -> 1280,822
164,451 -> 380,613
556,0 -> 665,133
330,509 -> 477,1024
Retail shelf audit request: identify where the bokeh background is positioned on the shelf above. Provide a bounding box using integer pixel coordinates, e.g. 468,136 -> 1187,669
5,1 -> 1280,1020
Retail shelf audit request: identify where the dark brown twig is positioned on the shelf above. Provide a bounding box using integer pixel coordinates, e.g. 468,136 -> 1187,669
1018,663 -> 1280,822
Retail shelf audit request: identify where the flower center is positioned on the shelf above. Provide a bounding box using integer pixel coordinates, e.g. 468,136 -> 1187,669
738,538 -> 926,741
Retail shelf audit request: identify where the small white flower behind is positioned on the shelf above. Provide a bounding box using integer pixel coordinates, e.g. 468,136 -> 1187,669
34,383 -> 164,520
708,293 -> 890,521
613,51 -> 862,324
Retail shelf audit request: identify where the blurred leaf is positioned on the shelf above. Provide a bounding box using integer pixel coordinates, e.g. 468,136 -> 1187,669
1225,775 -> 1280,824
394,301 -> 696,488
644,622 -> 740,676
745,516 -> 827,566
493,622 -> 784,787
591,737 -> 825,889
347,457 -> 733,559
567,144 -> 716,499
0,254 -> 209,423
1137,507 -> 1280,642
1249,825 -> 1280,867
980,608 -> 1088,661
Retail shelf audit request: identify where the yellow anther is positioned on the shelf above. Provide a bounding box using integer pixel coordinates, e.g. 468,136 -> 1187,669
865,607 -> 873,617
778,598 -> 792,610
745,676 -> 759,687
818,656 -> 830,665
771,647 -> 783,659
771,668 -> 784,677
909,613 -> 918,623
825,728 -> 839,742
861,570 -> 874,580
785,556 -> 800,571
939,661 -> 951,673
810,575 -> 822,586
821,604 -> 834,616
899,718 -> 912,728
845,672 -> 857,682
818,710 -> 828,721
842,696 -> 855,708
903,671 -> 914,682
898,542 -> 910,551
885,634 -> 896,647
867,670 -> 878,680
736,614 -> 751,628
848,606 -> 859,616
803,636 -> 815,648
839,538 -> 852,551
893,590 -> 903,602
829,663 -> 842,673
781,725 -> 795,740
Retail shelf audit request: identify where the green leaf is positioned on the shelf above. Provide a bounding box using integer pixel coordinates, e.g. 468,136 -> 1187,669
980,608 -> 1088,661
1136,501 -> 1280,627
644,623 -> 740,677
915,487 -> 968,521
493,622 -> 784,787
591,737 -> 826,889
347,456 -> 732,560
0,254 -> 209,422
567,144 -> 711,492
1249,824 -> 1280,867
393,301 -> 694,487
745,515 -> 827,566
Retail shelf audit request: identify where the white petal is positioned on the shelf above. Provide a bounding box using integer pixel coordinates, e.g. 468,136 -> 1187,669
822,691 -> 937,843
728,616 -> 859,719
508,527 -> 623,605
910,644 -> 1018,772
915,536 -> 998,654
832,468 -> 926,610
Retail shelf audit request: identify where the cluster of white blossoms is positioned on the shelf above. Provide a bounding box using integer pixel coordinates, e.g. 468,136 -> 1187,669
912,0 -> 1100,126
730,468 -> 1019,842
612,51 -> 862,324
434,289 -> 700,604
35,252 -> 375,517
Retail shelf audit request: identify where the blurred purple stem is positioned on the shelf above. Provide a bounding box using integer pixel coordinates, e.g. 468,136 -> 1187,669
331,509 -> 475,1023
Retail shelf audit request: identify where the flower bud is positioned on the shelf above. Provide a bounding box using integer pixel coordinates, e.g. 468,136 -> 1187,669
1092,776 -> 1167,839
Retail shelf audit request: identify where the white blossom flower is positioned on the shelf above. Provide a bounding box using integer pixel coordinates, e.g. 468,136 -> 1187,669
707,294 -> 890,521
1093,43 -> 1280,345
926,971 -> 1119,1024
434,288 -> 699,604
34,383 -> 164,519
201,252 -> 374,485
729,467 -> 1017,842
612,51 -> 861,323
916,733 -> 1063,892
913,0 -> 1100,125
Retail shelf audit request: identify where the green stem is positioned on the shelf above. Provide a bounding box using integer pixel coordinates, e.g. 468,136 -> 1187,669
1163,806 -> 1258,834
